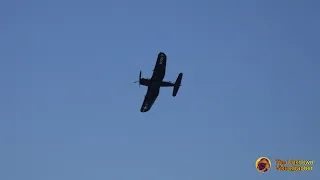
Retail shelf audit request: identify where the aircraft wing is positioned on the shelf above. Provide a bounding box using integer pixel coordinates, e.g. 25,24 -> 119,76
152,52 -> 167,75
140,90 -> 158,112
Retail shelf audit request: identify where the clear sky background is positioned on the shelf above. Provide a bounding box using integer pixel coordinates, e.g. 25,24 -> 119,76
0,0 -> 319,179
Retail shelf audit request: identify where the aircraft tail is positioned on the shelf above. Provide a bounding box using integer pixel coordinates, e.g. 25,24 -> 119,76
173,73 -> 183,97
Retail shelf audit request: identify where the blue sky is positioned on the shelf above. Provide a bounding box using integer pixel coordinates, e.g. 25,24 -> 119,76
0,0 -> 319,179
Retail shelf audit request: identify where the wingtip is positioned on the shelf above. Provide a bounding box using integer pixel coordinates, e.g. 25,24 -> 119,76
158,52 -> 166,56
140,107 -> 149,112
140,109 -> 149,113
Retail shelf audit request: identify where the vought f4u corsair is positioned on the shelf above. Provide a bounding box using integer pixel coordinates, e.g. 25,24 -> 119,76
134,52 -> 183,112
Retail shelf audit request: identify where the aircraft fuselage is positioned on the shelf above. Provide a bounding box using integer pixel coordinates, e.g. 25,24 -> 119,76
146,59 -> 166,98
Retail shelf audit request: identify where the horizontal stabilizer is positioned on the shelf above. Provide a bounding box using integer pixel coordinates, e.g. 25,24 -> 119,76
173,73 -> 183,97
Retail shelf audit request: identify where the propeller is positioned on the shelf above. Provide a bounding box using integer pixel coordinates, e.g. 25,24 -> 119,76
134,71 -> 142,88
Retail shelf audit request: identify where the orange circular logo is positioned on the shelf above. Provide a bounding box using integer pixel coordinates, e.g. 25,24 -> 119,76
256,157 -> 271,173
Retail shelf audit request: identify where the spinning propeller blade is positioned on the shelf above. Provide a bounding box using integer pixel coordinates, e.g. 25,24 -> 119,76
134,71 -> 142,88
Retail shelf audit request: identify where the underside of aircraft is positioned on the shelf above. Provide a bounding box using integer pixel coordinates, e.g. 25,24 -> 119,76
134,52 -> 183,112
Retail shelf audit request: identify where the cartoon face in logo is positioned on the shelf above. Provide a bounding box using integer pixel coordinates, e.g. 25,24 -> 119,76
256,157 -> 271,173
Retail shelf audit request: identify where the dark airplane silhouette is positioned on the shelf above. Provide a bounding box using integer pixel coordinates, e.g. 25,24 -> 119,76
134,52 -> 183,112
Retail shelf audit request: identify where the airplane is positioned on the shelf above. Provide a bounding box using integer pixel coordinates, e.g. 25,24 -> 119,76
134,52 -> 183,112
